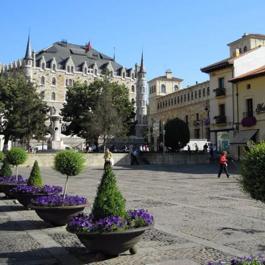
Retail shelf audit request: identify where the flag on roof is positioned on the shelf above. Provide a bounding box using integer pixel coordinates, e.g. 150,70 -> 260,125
85,41 -> 92,53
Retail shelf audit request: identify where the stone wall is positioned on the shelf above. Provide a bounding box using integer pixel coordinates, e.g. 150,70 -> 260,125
21,152 -> 209,168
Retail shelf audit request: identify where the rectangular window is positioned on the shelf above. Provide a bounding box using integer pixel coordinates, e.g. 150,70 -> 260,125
218,77 -> 225,88
246,98 -> 253,117
203,88 -> 205,97
219,104 -> 225,116
196,113 -> 199,121
195,91 -> 197,99
185,115 -> 189,124
191,92 -> 193,100
199,90 -> 201,98
194,129 -> 200,139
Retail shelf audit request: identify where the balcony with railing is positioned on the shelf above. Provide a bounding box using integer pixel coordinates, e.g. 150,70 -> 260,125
241,112 -> 256,127
214,87 -> 226,97
214,115 -> 227,124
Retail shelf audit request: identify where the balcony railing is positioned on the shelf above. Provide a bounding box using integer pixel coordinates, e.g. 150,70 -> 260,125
214,87 -> 226,97
243,111 -> 254,118
214,115 -> 227,124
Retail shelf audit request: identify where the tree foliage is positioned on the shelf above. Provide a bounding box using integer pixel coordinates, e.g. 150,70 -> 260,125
164,118 -> 190,151
91,167 -> 126,220
240,142 -> 265,202
61,79 -> 135,146
27,160 -> 43,187
0,74 -> 49,150
0,159 -> 12,177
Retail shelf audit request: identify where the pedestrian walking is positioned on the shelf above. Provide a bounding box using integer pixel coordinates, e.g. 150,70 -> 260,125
217,151 -> 230,178
104,148 -> 113,169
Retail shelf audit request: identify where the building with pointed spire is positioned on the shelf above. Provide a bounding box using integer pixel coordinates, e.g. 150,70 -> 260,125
1,36 -> 148,149
135,52 -> 148,137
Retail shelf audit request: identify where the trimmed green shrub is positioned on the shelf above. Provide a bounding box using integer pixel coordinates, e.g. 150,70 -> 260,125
0,151 -> 5,162
54,150 -> 85,199
240,141 -> 265,202
0,159 -> 12,177
6,147 -> 27,177
27,160 -> 43,187
91,167 -> 126,220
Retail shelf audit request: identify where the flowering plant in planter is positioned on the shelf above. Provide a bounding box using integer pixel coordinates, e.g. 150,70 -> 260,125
30,150 -> 87,226
11,184 -> 62,195
66,166 -> 154,256
241,116 -> 257,127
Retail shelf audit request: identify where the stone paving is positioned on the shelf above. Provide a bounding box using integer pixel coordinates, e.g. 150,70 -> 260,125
1,163 -> 265,264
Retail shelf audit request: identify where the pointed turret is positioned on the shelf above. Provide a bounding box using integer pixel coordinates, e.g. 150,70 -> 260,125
24,34 -> 32,60
139,51 -> 145,73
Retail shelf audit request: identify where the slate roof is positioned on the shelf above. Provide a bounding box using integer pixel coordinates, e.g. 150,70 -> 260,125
200,57 -> 232,73
35,41 -> 127,73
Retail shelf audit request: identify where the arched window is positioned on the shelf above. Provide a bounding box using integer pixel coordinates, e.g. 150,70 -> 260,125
52,77 -> 56,86
52,64 -> 56,71
131,98 -> 135,104
67,66 -> 70,73
51,92 -> 56,100
41,62 -> 45,70
84,68 -> 87,74
68,79 -> 73,86
65,79 -> 68,86
122,72 -> 125,78
40,91 -> 45,99
174,85 -> 179,91
41,76 -> 45,85
94,69 -> 97,75
132,73 -> 134,79
161,84 -> 166,93
131,85 -> 135,92
71,66 -> 74,73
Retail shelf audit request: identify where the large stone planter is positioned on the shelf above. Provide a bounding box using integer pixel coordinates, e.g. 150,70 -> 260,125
13,193 -> 48,209
72,226 -> 151,256
31,204 -> 88,226
0,183 -> 26,198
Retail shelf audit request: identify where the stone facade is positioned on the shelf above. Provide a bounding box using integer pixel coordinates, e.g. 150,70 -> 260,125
201,33 -> 265,152
0,37 -> 148,148
148,70 -> 210,151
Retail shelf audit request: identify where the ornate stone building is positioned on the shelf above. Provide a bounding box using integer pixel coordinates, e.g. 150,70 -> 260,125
0,36 -> 147,149
148,70 -> 210,151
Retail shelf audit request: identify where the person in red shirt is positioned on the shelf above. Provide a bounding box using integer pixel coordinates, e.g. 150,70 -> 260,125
217,151 -> 230,178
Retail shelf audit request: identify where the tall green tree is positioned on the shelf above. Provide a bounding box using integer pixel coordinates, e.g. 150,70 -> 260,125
61,79 -> 135,146
164,117 -> 190,151
0,74 -> 49,150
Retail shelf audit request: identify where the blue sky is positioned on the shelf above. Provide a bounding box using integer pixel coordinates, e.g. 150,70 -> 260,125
1,0 -> 265,86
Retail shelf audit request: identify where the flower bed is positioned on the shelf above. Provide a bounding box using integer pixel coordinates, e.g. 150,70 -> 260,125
11,184 -> 62,195
31,194 -> 87,206
67,209 -> 154,233
0,175 -> 27,184
208,255 -> 265,265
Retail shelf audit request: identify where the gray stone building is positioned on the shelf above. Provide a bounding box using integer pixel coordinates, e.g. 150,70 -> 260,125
0,36 -> 147,149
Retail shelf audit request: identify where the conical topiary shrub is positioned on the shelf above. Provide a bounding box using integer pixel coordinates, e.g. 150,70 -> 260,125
0,159 -> 12,177
91,167 -> 126,220
27,160 -> 43,187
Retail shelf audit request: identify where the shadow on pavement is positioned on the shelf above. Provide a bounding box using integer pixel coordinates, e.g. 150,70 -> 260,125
0,220 -> 52,231
0,204 -> 25,212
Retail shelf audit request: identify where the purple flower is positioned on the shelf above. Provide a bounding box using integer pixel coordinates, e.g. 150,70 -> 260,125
11,184 -> 62,195
67,209 -> 154,233
0,175 -> 27,184
127,209 -> 154,226
32,194 -> 87,206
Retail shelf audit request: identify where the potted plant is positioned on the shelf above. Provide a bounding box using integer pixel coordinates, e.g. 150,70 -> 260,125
10,160 -> 62,208
67,166 -> 154,256
30,150 -> 88,226
0,148 -> 28,196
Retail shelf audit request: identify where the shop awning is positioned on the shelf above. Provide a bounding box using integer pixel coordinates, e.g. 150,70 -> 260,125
230,130 -> 258,145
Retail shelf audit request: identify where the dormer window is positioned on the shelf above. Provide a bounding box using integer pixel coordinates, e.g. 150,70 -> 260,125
41,76 -> 45,85
41,63 -> 45,70
122,72 -> 125,78
52,77 -> 56,86
174,85 -> 179,91
71,66 -> 74,73
94,69 -> 97,75
84,68 -> 87,74
67,66 -> 70,73
52,64 -> 56,71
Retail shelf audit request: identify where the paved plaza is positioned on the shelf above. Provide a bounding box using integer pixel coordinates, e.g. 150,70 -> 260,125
1,163 -> 265,265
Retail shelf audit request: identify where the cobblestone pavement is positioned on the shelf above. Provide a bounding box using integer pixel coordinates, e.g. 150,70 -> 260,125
1,163 -> 265,265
